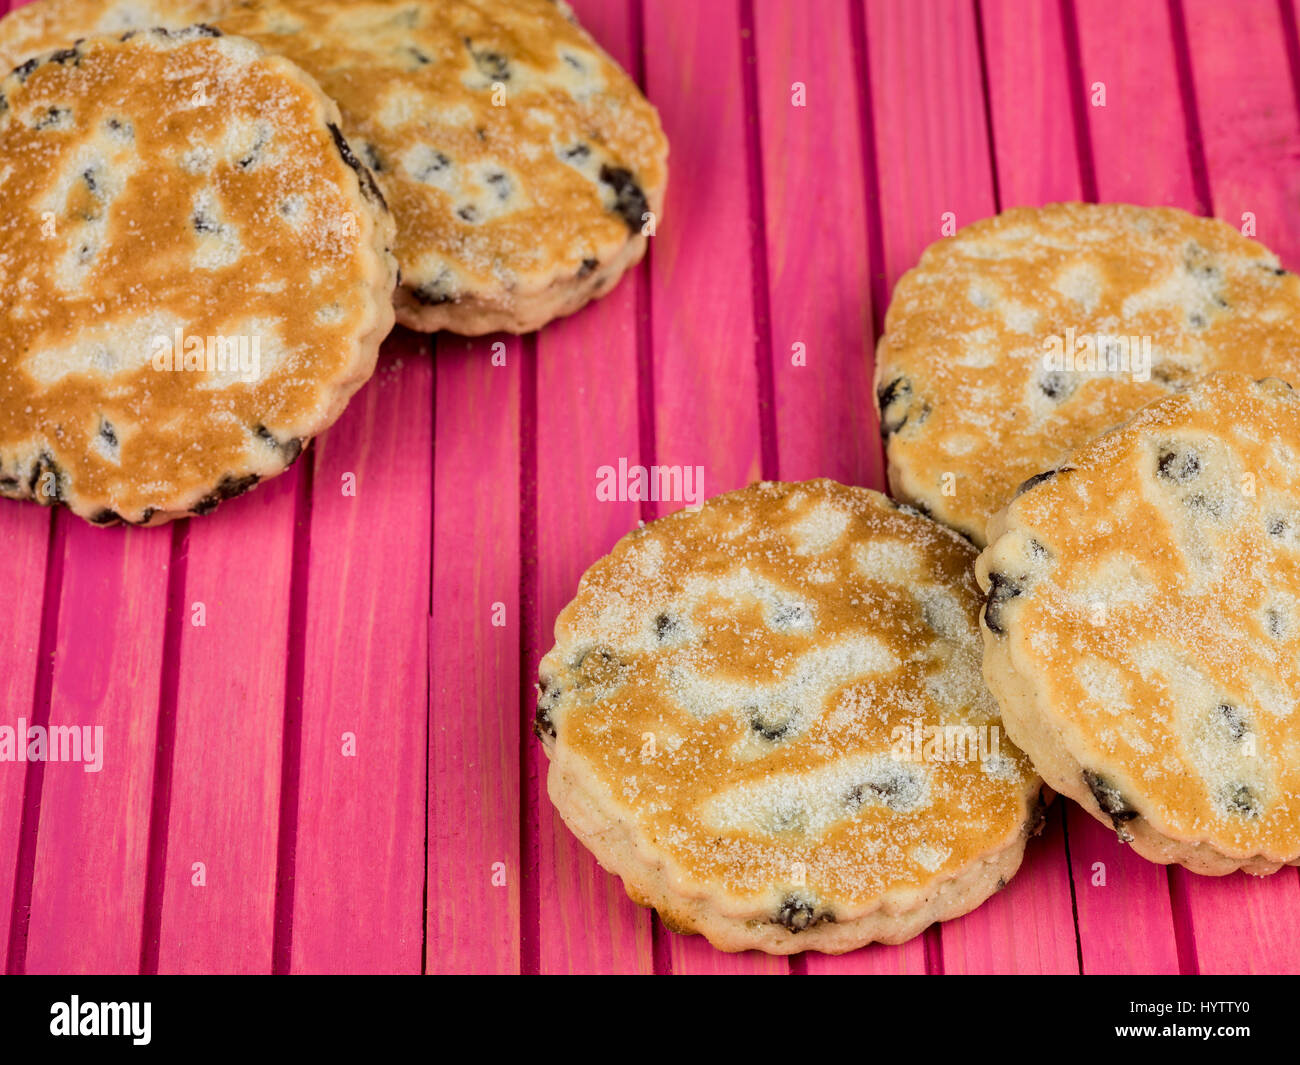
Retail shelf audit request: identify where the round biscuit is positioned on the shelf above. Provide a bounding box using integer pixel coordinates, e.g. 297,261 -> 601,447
538,479 -> 1043,954
976,371 -> 1300,874
0,27 -> 397,524
876,203 -> 1300,544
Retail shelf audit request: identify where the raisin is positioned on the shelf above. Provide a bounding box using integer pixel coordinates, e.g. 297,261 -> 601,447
1157,446 -> 1200,483
29,452 -> 62,503
1083,770 -> 1138,839
578,257 -> 598,279
1223,784 -> 1262,818
982,572 -> 1023,636
326,122 -> 388,211
1015,468 -> 1063,498
846,766 -> 922,812
190,474 -> 260,515
360,143 -> 385,174
749,705 -> 794,742
877,376 -> 912,438
465,38 -> 510,81
1039,370 -> 1074,401
253,424 -> 303,465
653,612 -> 681,642
599,165 -> 649,234
34,107 -> 68,130
1217,703 -> 1249,742
192,210 -> 219,235
534,679 -> 560,741
773,895 -> 833,934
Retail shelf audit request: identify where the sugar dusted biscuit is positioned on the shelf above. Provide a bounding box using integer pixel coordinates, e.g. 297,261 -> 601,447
976,371 -> 1300,875
0,0 -> 667,336
537,480 -> 1043,954
215,0 -> 668,335
875,203 -> 1300,544
0,27 -> 396,524
0,0 -> 222,73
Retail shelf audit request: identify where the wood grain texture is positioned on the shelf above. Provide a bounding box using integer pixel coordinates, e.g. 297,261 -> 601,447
427,336 -> 523,974
755,0 -> 877,487
524,0 -> 658,977
1166,0 -> 1300,974
290,343 -> 431,974
864,0 -> 1078,975
154,472 -> 298,973
23,522 -> 170,973
644,0 -> 787,976
0,507 -> 48,965
984,0 -> 1182,976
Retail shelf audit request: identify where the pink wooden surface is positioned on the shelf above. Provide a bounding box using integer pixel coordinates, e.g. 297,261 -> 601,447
2,0 -> 1300,974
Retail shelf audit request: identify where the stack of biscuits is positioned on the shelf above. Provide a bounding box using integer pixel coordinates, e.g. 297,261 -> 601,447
538,203 -> 1300,954
0,0 -> 668,522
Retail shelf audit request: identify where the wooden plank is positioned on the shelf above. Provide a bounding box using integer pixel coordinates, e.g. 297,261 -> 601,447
982,0 -> 1182,975
289,343 -> 431,974
1166,0 -> 1300,975
982,0 -> 1080,208
526,0 -> 656,976
0,0 -> 50,976
645,0 -> 764,500
1073,0 -> 1199,207
153,473 -> 299,973
427,336 -> 522,974
643,0 -> 784,975
754,0 -> 876,487
0,506 -> 49,970
22,521 -> 170,973
748,0 -> 908,975
863,0 -> 1078,975
1068,0 -> 1193,975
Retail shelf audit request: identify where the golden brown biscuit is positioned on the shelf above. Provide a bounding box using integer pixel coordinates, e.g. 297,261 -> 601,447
0,0 -> 221,72
537,480 -> 1043,954
977,372 -> 1300,874
217,0 -> 667,334
0,0 -> 667,335
876,204 -> 1300,544
0,27 -> 396,524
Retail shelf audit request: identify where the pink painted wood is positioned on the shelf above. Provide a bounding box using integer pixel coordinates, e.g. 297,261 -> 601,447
1068,0 -> 1191,976
525,0 -> 656,976
645,0 -> 784,975
3,0 -> 1300,975
427,335 -> 524,974
0,506 -> 48,965
23,520 -> 170,974
1167,0 -> 1300,975
985,0 -> 1185,976
862,0 -> 1078,975
291,343 -> 431,974
152,475 -> 297,974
